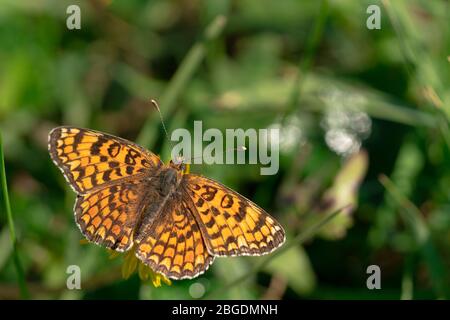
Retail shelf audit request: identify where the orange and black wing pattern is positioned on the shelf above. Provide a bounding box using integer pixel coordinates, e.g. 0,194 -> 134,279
49,126 -> 286,280
184,175 -> 285,257
74,178 -> 143,251
48,126 -> 161,194
135,200 -> 214,280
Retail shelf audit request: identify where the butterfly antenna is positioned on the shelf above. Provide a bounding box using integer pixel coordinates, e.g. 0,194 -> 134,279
232,145 -> 247,152
151,99 -> 172,145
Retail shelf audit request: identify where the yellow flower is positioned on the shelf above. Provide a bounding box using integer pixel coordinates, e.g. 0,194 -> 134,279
114,247 -> 172,287
80,240 -> 171,287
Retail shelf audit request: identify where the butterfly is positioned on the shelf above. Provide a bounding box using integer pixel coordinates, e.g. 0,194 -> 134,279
48,126 -> 285,280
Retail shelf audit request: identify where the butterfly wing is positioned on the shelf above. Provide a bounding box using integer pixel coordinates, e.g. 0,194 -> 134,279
74,178 -> 144,251
48,126 -> 162,194
184,174 -> 285,257
135,199 -> 214,280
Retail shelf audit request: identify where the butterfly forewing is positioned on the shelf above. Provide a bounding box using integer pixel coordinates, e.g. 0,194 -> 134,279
184,175 -> 286,257
48,126 -> 162,194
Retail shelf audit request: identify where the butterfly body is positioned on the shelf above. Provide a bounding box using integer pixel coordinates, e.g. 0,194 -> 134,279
156,164 -> 184,195
49,126 -> 285,279
133,166 -> 186,243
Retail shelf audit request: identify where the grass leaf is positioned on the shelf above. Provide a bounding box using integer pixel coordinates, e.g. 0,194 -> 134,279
0,132 -> 29,299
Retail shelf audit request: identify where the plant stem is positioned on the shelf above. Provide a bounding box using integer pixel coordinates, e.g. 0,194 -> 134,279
379,174 -> 448,299
0,133 -> 30,299
400,254 -> 414,300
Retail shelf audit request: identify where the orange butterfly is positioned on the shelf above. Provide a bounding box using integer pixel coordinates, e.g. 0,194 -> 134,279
48,126 -> 285,279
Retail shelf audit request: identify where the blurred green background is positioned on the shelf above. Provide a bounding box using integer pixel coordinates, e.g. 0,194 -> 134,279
0,0 -> 449,300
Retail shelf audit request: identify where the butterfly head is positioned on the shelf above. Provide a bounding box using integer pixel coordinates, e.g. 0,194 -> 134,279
169,155 -> 187,173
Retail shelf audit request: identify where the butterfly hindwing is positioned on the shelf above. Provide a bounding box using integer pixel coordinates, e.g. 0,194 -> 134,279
184,175 -> 286,257
48,126 -> 162,194
135,200 -> 214,280
74,178 -> 144,251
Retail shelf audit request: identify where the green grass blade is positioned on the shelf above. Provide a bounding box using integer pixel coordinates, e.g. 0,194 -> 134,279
379,174 -> 448,299
285,0 -> 328,118
136,15 -> 227,149
381,0 -> 450,149
0,132 -> 30,299
400,254 -> 414,300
